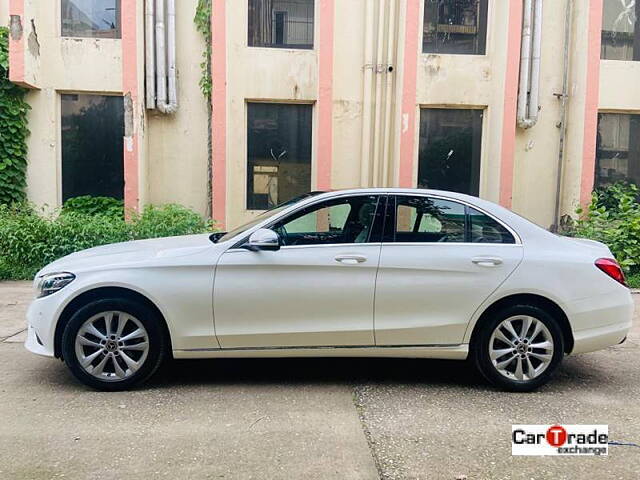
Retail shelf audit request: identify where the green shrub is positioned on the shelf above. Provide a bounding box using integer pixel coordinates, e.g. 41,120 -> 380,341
572,182 -> 640,273
131,204 -> 213,239
62,195 -> 124,218
0,202 -> 216,280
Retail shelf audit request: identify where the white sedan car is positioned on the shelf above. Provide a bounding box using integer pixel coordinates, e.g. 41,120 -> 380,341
26,189 -> 633,391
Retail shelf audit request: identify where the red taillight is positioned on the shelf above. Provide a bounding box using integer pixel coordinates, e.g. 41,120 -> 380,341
595,258 -> 627,286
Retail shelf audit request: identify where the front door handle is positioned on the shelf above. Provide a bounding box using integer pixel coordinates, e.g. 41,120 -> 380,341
335,254 -> 367,265
471,256 -> 503,267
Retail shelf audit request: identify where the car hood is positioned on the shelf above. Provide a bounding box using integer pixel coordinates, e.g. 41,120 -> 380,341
39,234 -> 220,275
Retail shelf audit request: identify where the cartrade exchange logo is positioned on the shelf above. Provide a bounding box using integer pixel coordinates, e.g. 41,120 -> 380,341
512,425 -> 608,456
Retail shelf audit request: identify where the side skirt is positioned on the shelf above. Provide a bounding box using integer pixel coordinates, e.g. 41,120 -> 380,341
172,344 -> 469,360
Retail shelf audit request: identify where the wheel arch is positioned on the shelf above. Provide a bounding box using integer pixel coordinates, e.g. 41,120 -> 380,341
53,286 -> 172,359
469,293 -> 574,354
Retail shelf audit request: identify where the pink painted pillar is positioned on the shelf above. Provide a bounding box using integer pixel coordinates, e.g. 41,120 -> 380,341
121,0 -> 140,212
8,0 -> 26,86
580,0 -> 604,207
316,0 -> 334,191
499,0 -> 523,208
398,0 -> 420,188
211,0 -> 227,228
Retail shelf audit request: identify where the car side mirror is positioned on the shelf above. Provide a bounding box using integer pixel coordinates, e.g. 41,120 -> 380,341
243,228 -> 281,251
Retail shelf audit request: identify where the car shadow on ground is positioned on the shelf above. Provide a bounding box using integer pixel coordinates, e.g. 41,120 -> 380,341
150,357 -> 486,389
30,349 -> 615,393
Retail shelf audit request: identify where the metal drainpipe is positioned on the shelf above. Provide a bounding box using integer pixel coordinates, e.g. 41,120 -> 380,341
381,0 -> 397,187
155,0 -> 178,114
145,0 -> 156,108
371,0 -> 386,186
360,0 -> 375,187
552,0 -> 573,231
517,0 -> 542,129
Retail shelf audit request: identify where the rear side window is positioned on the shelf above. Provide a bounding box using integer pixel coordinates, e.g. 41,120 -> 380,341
395,197 -> 466,243
468,207 -> 515,244
390,196 -> 515,244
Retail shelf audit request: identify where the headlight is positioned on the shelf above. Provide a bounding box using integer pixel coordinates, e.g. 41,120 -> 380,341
36,272 -> 76,298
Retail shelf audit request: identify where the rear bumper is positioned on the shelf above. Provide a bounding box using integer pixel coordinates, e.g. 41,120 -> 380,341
567,289 -> 633,355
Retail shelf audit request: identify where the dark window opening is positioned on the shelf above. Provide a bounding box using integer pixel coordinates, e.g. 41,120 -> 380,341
601,0 -> 640,60
247,103 -> 312,210
418,108 -> 483,196
248,0 -> 314,49
61,94 -> 124,202
595,113 -> 640,189
423,0 -> 488,55
61,0 -> 121,39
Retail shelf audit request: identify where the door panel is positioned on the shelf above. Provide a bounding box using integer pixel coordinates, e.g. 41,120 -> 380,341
214,245 -> 381,347
213,194 -> 383,348
374,243 -> 522,345
374,195 -> 523,345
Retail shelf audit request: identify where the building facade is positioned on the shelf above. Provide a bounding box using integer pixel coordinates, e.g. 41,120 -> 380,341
3,0 -> 640,230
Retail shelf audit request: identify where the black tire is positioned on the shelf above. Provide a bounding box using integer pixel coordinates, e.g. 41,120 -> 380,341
61,298 -> 167,391
472,304 -> 565,392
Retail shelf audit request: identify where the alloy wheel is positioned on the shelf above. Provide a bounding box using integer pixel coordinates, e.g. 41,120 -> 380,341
488,315 -> 554,382
74,311 -> 150,382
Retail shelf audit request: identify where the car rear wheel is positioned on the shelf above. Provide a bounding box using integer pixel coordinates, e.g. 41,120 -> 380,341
473,304 -> 564,392
61,298 -> 166,391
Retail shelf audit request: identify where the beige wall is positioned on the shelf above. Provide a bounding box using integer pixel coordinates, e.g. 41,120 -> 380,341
9,0 -> 640,232
146,0 -> 210,215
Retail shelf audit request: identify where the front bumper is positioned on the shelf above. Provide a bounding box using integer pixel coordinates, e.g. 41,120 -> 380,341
25,292 -> 64,358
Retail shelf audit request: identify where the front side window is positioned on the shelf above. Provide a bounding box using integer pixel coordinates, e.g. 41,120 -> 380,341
61,0 -> 121,38
423,0 -> 488,55
248,0 -> 314,49
395,196 -> 466,243
595,113 -> 640,188
601,0 -> 640,60
418,108 -> 483,196
61,94 -> 124,201
247,103 -> 313,210
272,195 -> 380,246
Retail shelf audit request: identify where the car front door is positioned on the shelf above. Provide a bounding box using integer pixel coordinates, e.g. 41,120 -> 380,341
374,195 -> 524,346
213,194 -> 384,348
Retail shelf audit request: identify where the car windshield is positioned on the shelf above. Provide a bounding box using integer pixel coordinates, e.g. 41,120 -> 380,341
210,191 -> 325,244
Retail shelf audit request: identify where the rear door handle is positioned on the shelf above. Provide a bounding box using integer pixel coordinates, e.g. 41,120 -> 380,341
471,256 -> 503,267
335,254 -> 367,265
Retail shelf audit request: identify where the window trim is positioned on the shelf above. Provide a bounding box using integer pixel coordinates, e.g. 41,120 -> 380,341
384,194 -> 521,246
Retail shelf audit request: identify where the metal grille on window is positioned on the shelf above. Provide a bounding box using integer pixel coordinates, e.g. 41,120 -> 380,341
601,0 -> 640,61
423,0 -> 488,55
248,0 -> 314,49
596,113 -> 640,188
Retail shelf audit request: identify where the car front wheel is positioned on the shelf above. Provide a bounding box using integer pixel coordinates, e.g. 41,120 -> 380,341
473,304 -> 564,392
61,298 -> 166,391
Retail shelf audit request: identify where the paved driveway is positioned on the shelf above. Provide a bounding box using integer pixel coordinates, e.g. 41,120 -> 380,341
0,281 -> 638,479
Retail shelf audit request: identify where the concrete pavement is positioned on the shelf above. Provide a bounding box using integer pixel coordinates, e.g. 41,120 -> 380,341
1,281 -> 638,479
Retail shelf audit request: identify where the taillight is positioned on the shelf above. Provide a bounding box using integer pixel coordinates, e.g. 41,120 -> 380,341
595,258 -> 627,286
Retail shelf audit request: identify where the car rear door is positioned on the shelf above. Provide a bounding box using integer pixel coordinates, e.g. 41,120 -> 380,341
374,194 -> 523,346
213,194 -> 384,348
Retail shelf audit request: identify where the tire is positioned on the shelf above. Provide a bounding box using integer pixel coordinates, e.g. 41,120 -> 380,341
61,298 -> 167,391
472,304 -> 565,392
